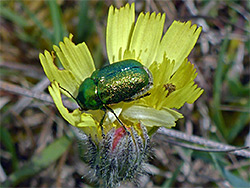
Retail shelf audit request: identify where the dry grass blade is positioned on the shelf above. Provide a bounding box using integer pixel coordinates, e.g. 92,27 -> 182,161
157,128 -> 250,158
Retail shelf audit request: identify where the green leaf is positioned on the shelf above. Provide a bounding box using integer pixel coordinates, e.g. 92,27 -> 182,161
76,0 -> 94,43
162,162 -> 183,188
222,168 -> 250,187
20,2 -> 53,41
227,100 -> 250,142
47,0 -> 67,44
212,37 -> 229,137
2,135 -> 72,187
0,4 -> 29,28
210,153 -> 250,187
228,79 -> 250,97
0,126 -> 18,170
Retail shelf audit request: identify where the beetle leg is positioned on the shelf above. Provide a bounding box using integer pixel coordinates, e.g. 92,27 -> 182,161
99,108 -> 107,138
104,105 -> 130,135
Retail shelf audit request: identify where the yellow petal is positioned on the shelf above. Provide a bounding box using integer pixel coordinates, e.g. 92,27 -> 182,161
53,34 -> 95,83
164,82 -> 203,109
39,51 -> 78,95
170,59 -> 197,89
129,12 -> 165,67
48,81 -> 96,127
141,58 -> 174,110
186,85 -> 204,104
149,58 -> 174,88
163,60 -> 204,108
155,21 -> 202,73
121,104 -> 183,128
106,3 -> 135,63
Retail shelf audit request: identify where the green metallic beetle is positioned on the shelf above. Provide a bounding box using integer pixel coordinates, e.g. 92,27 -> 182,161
60,59 -> 153,135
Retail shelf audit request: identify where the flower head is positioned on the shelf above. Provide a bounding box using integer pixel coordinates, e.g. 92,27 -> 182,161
39,3 -> 203,187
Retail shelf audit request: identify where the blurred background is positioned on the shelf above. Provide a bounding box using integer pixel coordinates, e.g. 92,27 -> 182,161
0,0 -> 249,187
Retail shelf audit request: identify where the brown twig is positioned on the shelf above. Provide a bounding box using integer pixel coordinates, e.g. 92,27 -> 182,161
157,128 -> 250,158
0,61 -> 43,76
158,137 -> 248,153
0,80 -> 76,110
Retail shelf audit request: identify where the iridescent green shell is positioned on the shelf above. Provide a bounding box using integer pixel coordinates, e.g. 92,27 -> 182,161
76,59 -> 153,110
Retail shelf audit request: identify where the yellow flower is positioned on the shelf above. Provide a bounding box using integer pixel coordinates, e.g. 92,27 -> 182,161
39,3 -> 203,139
39,3 -> 204,187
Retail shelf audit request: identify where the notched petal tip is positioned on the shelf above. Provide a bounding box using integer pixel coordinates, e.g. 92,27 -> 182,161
123,2 -> 135,12
185,21 -> 202,35
39,53 -> 46,66
69,33 -> 74,41
63,35 -> 71,45
187,87 -> 204,104
52,34 -> 95,85
185,21 -> 203,39
108,4 -> 114,14
148,11 -> 154,18
195,25 -> 202,36
126,2 -> 134,8
147,11 -> 165,22
62,33 -> 74,43
160,12 -> 166,21
40,47 -> 79,95
185,20 -> 192,27
109,2 -> 134,14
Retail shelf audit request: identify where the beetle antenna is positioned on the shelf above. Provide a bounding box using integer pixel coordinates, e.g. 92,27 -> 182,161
105,105 -> 130,135
58,85 -> 84,110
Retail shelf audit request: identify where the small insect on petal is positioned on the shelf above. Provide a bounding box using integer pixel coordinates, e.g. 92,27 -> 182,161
164,83 -> 176,97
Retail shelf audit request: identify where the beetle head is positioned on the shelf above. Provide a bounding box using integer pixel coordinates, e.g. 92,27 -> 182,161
76,78 -> 103,110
